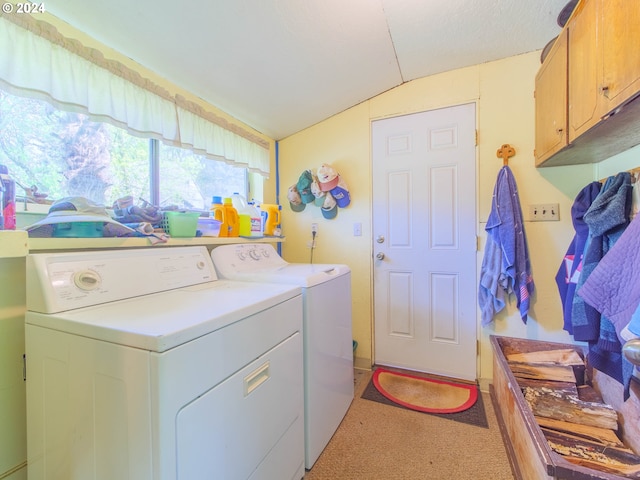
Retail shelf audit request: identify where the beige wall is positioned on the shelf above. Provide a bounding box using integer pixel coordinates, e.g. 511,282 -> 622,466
278,50 -> 614,387
278,103 -> 373,369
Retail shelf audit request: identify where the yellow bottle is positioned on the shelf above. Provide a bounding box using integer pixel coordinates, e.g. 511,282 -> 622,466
210,196 -> 227,237
223,197 -> 239,237
261,204 -> 281,236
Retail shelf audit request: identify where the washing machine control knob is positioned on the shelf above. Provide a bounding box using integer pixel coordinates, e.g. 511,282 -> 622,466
249,249 -> 260,260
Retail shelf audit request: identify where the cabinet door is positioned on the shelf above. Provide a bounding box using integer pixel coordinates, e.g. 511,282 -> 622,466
535,29 -> 568,166
599,0 -> 640,113
568,0 -> 599,141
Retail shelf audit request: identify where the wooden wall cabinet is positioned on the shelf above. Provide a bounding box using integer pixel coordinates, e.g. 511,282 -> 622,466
535,29 -> 568,163
535,0 -> 640,167
567,0 -> 598,141
599,0 -> 640,118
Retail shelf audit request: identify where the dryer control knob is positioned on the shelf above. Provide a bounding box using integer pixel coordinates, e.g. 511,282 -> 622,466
73,270 -> 101,291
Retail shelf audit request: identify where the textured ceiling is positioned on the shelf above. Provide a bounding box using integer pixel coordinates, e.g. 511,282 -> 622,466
44,0 -> 568,140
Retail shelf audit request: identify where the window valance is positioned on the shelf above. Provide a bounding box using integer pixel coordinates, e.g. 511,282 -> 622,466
0,13 -> 270,176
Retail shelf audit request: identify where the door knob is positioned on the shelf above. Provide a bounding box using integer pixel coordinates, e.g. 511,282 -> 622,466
376,252 -> 385,260
376,235 -> 385,244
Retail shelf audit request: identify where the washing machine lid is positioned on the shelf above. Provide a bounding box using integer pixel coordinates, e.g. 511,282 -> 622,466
26,280 -> 300,352
218,263 -> 350,287
211,243 -> 350,287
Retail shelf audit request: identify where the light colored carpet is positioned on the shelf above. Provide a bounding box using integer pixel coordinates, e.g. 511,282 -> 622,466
303,369 -> 515,480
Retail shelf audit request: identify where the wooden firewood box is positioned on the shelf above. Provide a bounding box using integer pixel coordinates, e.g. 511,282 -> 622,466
490,335 -> 640,480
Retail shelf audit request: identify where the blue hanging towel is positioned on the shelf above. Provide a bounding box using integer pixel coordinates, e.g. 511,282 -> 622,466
478,166 -> 534,325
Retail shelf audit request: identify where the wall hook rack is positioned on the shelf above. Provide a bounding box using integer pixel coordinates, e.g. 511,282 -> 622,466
496,144 -> 516,166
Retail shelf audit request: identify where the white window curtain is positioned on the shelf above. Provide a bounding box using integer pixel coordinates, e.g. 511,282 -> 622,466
0,14 -> 270,176
176,101 -> 270,175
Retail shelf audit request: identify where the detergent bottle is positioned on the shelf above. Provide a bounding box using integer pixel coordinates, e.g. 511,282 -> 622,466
261,204 -> 281,236
232,193 -> 263,237
247,202 -> 263,236
223,197 -> 239,237
210,196 -> 227,237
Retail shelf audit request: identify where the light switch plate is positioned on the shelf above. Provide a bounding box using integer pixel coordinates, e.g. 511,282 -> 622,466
529,203 -> 559,221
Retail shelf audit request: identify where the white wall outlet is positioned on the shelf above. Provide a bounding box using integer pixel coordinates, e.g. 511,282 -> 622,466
311,223 -> 318,235
353,222 -> 362,236
529,203 -> 560,221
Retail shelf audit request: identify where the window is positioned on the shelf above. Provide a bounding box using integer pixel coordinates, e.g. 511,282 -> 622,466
0,89 -> 247,210
158,143 -> 247,210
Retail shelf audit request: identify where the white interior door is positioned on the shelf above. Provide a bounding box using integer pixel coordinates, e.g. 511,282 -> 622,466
372,103 -> 477,381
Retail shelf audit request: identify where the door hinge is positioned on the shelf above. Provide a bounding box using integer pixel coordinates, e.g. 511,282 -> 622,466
23,354 -> 26,381
476,235 -> 481,251
475,130 -> 478,146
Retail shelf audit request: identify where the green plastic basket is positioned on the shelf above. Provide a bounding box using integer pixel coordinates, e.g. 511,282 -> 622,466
53,221 -> 104,238
161,211 -> 200,237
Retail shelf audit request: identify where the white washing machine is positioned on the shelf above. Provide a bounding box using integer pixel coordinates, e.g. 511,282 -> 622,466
25,246 -> 304,480
210,243 -> 353,469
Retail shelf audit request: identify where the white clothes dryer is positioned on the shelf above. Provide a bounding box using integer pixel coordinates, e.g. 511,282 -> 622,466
210,243 -> 354,469
25,246 -> 304,480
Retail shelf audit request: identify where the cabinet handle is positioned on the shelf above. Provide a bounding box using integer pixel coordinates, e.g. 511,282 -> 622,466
600,85 -> 610,97
555,128 -> 564,136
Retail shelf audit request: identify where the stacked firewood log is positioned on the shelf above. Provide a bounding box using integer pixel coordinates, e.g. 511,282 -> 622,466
507,348 -> 640,478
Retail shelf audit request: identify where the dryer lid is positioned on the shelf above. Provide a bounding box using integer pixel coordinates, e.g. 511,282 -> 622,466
26,280 -> 301,352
